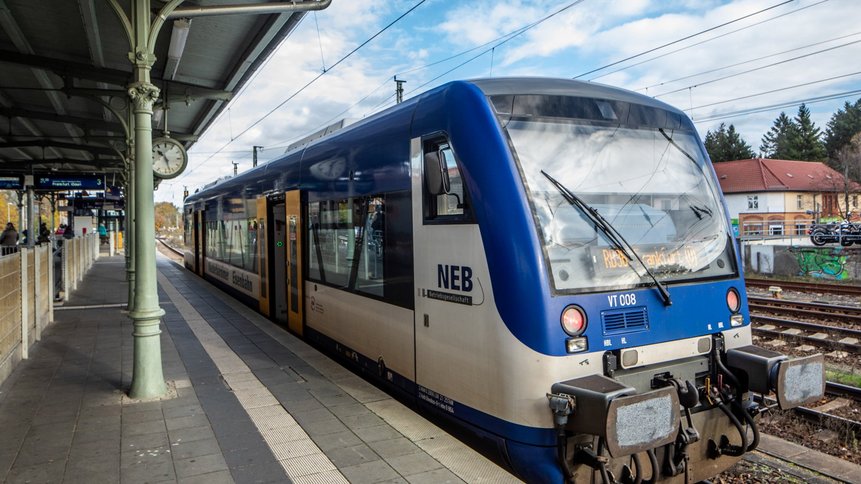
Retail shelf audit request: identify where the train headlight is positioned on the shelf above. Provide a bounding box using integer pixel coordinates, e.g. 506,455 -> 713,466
726,287 -> 740,313
561,305 -> 587,336
565,337 -> 588,353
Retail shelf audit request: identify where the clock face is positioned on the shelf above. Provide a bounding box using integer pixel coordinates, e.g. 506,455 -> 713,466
152,138 -> 188,179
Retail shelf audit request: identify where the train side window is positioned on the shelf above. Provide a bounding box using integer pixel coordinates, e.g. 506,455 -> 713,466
307,191 -> 413,309
423,138 -> 472,222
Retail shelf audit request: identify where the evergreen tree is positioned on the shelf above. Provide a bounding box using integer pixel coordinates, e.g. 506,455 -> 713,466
759,112 -> 798,159
704,123 -> 755,162
824,98 -> 861,161
792,104 -> 826,161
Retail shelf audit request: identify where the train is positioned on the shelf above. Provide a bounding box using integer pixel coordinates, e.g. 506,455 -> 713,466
183,77 -> 825,483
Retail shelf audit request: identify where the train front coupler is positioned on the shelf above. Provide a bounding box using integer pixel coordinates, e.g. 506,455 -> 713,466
724,345 -> 825,410
548,375 -> 681,482
706,342 -> 824,459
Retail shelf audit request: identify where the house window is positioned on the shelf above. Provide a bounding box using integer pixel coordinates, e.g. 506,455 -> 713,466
744,221 -> 763,235
853,195 -> 858,208
796,194 -> 803,210
795,223 -> 807,235
769,224 -> 783,236
747,195 -> 759,209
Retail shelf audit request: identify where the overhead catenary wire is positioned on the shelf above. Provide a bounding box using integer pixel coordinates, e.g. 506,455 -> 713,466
651,38 -> 861,98
591,0 -> 830,82
272,0 -> 589,152
693,88 -> 861,123
396,0 -> 589,105
182,0 -> 428,179
572,0 -> 794,79
639,28 -> 858,92
689,70 -> 861,111
265,76 -> 393,152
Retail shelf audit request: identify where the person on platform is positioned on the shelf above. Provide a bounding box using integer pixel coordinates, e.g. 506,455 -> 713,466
63,224 -> 74,239
98,222 -> 108,245
0,223 -> 18,252
38,222 -> 50,244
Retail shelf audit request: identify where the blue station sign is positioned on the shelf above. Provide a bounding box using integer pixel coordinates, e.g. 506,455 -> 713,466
0,175 -> 24,189
35,175 -> 105,190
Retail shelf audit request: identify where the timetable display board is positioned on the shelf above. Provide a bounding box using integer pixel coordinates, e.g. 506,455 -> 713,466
35,175 -> 105,190
0,175 -> 24,189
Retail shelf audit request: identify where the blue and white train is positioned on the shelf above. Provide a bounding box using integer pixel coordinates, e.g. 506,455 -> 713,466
183,78 -> 824,483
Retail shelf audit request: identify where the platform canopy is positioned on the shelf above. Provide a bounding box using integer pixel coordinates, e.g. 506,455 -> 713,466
0,0 -> 327,177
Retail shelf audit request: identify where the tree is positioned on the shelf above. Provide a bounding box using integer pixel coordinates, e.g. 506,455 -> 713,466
704,123 -> 755,162
832,132 -> 861,218
154,202 -> 179,231
823,98 -> 861,164
793,104 -> 826,161
759,105 -> 825,161
760,112 -> 798,159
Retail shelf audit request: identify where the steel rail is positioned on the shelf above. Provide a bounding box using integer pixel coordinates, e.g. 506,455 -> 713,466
752,325 -> 861,353
756,394 -> 861,436
826,381 -> 861,401
746,278 -> 861,296
749,298 -> 861,325
751,315 -> 861,339
155,237 -> 183,257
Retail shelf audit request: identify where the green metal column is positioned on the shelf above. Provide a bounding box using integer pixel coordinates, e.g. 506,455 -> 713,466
126,155 -> 136,312
127,0 -> 165,399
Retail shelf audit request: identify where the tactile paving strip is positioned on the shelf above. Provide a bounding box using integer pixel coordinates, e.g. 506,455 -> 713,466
158,273 -> 348,483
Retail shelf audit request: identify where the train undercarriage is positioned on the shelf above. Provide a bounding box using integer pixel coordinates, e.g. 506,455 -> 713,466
547,335 -> 825,483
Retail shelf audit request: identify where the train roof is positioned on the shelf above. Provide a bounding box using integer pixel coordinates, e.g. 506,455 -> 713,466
467,77 -> 684,115
185,77 -> 686,204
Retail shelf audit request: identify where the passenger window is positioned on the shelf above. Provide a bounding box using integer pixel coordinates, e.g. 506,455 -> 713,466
423,137 -> 471,222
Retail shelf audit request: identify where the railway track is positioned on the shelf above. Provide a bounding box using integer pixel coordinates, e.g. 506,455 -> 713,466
826,381 -> 861,401
746,277 -> 861,296
156,237 -> 184,258
748,297 -> 861,326
751,315 -> 861,353
756,381 -> 861,441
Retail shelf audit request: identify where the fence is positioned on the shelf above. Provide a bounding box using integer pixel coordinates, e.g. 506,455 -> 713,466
0,234 -> 99,386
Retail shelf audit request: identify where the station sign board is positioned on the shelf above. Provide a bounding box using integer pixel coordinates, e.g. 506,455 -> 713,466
0,175 -> 24,189
35,175 -> 105,190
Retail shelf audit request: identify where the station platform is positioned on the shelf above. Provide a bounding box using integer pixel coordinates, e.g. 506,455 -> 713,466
0,253 -> 518,484
1,253 -> 859,484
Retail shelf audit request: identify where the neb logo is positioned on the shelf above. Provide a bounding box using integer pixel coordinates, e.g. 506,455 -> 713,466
437,264 -> 473,292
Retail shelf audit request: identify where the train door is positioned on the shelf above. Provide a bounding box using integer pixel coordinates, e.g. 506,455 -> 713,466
411,135 -> 484,405
194,210 -> 204,276
257,197 -> 270,317
285,190 -> 304,336
271,200 -> 288,325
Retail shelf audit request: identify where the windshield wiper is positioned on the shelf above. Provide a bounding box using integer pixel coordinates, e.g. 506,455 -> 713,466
690,204 -> 713,220
541,170 -> 672,306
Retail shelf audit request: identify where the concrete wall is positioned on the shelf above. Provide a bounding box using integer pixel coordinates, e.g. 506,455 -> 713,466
744,244 -> 861,281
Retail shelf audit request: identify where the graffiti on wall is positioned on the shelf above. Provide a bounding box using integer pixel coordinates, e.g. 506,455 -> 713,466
789,247 -> 849,280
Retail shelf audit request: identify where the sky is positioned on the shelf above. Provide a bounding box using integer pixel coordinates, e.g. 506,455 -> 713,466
155,0 -> 861,206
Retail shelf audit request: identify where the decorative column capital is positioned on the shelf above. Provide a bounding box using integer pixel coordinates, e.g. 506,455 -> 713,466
127,82 -> 160,114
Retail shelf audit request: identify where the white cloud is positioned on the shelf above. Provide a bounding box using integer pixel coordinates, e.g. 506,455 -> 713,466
158,0 -> 861,206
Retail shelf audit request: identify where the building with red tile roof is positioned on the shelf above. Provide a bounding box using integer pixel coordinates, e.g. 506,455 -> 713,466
713,158 -> 860,237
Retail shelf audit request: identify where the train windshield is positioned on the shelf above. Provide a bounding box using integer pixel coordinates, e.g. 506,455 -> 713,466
498,97 -> 736,292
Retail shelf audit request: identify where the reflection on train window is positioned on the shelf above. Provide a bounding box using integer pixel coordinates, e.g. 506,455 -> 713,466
423,137 -> 471,222
183,209 -> 193,248
307,191 -> 413,308
204,211 -> 258,273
